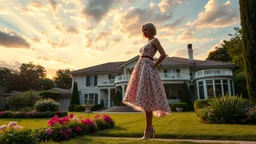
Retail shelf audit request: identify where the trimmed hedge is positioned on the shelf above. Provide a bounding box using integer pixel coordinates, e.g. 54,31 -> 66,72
68,104 -> 78,112
39,90 -> 61,99
74,105 -> 85,112
170,102 -> 188,111
0,111 -> 67,118
91,104 -> 104,111
194,100 -> 210,110
34,99 -> 60,112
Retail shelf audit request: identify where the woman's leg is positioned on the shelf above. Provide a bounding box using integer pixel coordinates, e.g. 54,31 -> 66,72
145,111 -> 153,130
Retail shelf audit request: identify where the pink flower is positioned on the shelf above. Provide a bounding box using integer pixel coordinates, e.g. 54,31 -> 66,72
72,116 -> 79,121
69,113 -> 74,118
0,125 -> 7,131
45,128 -> 53,135
103,115 -> 112,123
13,125 -> 23,129
81,118 -> 94,126
8,121 -> 17,128
66,128 -> 72,133
0,112 -> 4,116
94,115 -> 100,119
75,126 -> 82,132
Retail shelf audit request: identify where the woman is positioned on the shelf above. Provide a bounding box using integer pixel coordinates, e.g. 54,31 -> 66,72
123,23 -> 171,139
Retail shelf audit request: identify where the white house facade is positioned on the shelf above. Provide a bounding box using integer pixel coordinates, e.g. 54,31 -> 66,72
70,44 -> 236,108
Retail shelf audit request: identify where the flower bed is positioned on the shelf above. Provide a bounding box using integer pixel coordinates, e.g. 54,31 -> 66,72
0,111 -> 68,118
0,114 -> 115,143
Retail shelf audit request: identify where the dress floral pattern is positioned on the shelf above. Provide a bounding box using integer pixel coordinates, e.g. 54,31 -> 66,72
122,38 -> 171,117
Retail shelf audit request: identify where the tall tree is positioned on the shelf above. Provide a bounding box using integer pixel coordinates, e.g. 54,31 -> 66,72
53,69 -> 72,89
70,81 -> 80,105
0,67 -> 12,86
206,47 -> 231,62
39,78 -> 54,90
239,0 -> 256,103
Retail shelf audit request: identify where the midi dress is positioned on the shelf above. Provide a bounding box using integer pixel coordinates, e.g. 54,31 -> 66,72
122,38 -> 171,117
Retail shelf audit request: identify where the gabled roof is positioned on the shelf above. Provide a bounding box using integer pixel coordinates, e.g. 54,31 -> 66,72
69,56 -> 236,75
69,61 -> 125,75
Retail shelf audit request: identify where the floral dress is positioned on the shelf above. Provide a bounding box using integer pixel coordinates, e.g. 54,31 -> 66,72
122,38 -> 171,117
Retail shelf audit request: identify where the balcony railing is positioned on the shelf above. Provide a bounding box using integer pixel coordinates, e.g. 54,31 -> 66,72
195,69 -> 233,79
97,79 -> 115,86
114,73 -> 190,84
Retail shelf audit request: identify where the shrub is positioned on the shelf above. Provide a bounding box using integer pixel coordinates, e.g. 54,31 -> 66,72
5,90 -> 40,111
34,99 -> 60,112
0,111 -> 68,118
197,96 -> 250,124
114,89 -> 122,106
39,90 -> 61,100
91,104 -> 104,111
74,105 -> 85,112
170,102 -> 188,111
194,100 -> 210,110
68,104 -> 78,112
0,128 -> 38,144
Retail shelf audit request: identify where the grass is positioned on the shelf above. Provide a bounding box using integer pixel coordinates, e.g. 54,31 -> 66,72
41,136 -> 223,144
1,112 -> 256,141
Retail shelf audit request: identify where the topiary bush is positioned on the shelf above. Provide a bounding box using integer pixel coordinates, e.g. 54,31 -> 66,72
170,102 -> 188,111
194,99 -> 210,111
34,99 -> 60,112
91,104 -> 104,111
74,105 -> 85,112
68,104 -> 78,112
39,90 -> 61,100
197,95 -> 252,124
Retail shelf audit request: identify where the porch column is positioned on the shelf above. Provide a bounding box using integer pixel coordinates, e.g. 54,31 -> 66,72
212,80 -> 216,96
121,85 -> 125,100
196,81 -> 200,100
232,80 -> 235,95
228,80 -> 231,96
221,80 -> 224,96
203,80 -> 208,99
124,68 -> 127,77
107,88 -> 111,107
98,90 -> 101,104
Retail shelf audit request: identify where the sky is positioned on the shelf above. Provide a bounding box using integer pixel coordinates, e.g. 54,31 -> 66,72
0,0 -> 241,78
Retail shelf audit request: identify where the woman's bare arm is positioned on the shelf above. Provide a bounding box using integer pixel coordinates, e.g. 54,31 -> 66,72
152,38 -> 167,68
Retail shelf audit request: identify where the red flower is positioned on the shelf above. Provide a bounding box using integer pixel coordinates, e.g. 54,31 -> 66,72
75,126 -> 82,132
81,118 -> 94,126
69,113 -> 74,118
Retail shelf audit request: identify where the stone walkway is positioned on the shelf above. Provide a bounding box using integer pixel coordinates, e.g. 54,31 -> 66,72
95,136 -> 256,144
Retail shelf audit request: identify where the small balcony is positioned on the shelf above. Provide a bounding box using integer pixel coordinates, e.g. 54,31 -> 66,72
195,69 -> 233,79
97,79 -> 115,87
114,75 -> 131,84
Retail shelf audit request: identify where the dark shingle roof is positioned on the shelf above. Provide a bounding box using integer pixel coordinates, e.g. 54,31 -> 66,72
70,62 -> 125,75
70,57 -> 236,75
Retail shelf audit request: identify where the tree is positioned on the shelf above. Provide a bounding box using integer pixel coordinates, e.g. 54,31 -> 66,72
39,78 -> 54,90
0,67 -> 12,86
206,47 -> 231,62
239,0 -> 256,103
5,62 -> 47,91
53,69 -> 72,89
70,81 -> 80,105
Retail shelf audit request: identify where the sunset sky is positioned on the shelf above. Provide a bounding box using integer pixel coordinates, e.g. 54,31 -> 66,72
0,0 -> 240,78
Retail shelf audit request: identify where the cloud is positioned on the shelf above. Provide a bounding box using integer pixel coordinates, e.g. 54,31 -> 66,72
82,0 -> 117,22
120,7 -> 172,37
0,28 -> 30,49
0,61 -> 21,70
31,38 -> 41,44
48,0 -> 62,12
158,0 -> 183,13
176,28 -> 213,44
123,50 -> 137,56
19,1 -> 48,17
37,56 -> 70,64
171,47 -> 200,58
54,23 -> 78,34
49,40 -> 70,48
187,0 -> 239,29
61,0 -> 82,5
0,7 -> 11,15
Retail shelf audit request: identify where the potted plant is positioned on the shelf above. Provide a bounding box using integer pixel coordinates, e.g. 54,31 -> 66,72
171,102 -> 187,112
83,99 -> 95,113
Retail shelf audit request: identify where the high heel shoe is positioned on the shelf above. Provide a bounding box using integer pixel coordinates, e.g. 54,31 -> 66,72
139,127 -> 155,140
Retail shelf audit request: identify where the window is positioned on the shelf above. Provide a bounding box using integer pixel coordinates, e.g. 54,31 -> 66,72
206,80 -> 214,98
86,76 -> 97,86
85,93 -> 98,104
215,80 -> 222,97
199,81 -> 204,99
223,80 -> 229,95
230,80 -> 234,96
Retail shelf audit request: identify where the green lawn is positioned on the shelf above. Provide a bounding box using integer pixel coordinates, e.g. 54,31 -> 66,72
1,112 -> 256,141
41,136 -> 223,144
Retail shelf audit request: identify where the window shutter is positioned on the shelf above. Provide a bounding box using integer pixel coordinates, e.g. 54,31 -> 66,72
95,94 -> 98,104
86,76 -> 90,86
164,70 -> 167,73
85,94 -> 88,103
176,69 -> 180,73
108,75 -> 111,79
94,76 -> 97,86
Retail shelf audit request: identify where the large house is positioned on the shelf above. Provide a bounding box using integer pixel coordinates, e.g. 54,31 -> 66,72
69,44 -> 236,108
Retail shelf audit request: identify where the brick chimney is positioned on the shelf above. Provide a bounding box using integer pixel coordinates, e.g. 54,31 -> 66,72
187,44 -> 193,60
